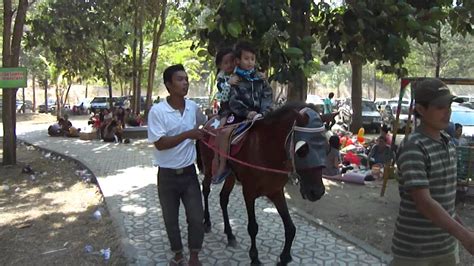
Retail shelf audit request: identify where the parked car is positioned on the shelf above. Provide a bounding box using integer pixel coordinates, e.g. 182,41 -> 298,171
90,97 -> 110,113
16,100 -> 33,113
306,94 -> 325,114
338,98 -> 382,132
451,103 -> 474,139
38,99 -> 56,113
112,96 -> 127,108
457,95 -> 474,104
375,98 -> 389,110
460,102 -> 474,110
72,98 -> 92,114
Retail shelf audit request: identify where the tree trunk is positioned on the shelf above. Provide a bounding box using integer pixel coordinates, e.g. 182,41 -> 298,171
32,75 -> 36,112
44,79 -> 48,113
136,7 -> 144,114
350,57 -> 363,133
55,82 -> 62,120
131,0 -> 139,113
63,81 -> 72,108
21,87 -> 25,113
373,66 -> 377,101
101,40 -> 114,108
435,25 -> 441,78
85,83 -> 88,98
2,0 -> 29,165
287,0 -> 310,102
145,0 -> 167,120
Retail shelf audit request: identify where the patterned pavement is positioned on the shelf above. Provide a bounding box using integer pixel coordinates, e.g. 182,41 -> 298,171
15,121 -> 389,265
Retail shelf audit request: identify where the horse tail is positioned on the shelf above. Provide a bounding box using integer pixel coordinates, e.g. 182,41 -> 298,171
195,140 -> 204,173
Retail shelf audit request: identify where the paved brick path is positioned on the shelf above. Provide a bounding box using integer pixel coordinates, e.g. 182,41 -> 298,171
15,122 -> 390,265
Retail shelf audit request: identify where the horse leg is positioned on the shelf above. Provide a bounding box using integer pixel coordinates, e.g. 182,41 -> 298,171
244,194 -> 261,265
220,175 -> 237,248
202,175 -> 212,233
269,191 -> 295,266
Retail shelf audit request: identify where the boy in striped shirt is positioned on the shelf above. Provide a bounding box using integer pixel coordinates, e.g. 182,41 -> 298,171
391,78 -> 474,265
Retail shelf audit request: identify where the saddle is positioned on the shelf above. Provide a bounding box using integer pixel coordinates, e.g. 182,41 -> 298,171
204,116 -> 261,156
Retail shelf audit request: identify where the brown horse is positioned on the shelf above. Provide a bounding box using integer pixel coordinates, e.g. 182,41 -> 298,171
197,102 -> 328,265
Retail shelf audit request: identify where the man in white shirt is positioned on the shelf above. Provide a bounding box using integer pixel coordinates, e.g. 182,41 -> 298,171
148,64 -> 205,266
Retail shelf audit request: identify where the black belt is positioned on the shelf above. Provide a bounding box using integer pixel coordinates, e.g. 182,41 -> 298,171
159,164 -> 195,175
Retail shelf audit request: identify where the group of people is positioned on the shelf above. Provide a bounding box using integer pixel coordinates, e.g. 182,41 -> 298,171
88,107 -> 143,143
146,36 -> 474,266
47,114 -> 80,137
147,40 -> 273,266
322,124 -> 394,179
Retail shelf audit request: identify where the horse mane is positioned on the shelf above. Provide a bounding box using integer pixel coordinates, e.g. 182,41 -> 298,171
263,101 -> 318,124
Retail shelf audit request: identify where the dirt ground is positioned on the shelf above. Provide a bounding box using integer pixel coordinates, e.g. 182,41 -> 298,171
0,141 -> 127,265
284,178 -> 474,265
1,112 -> 57,124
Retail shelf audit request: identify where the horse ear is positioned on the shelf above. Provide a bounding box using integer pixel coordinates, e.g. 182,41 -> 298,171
296,112 -> 309,126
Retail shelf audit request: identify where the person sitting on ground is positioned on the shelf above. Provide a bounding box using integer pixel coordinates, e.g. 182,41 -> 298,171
48,119 -> 64,137
135,112 -> 144,126
125,108 -> 141,127
103,108 -> 113,124
380,124 -> 393,146
323,135 -> 342,176
59,114 -> 73,134
212,41 -> 273,184
102,119 -> 123,143
367,136 -> 393,169
59,114 -> 82,137
114,107 -> 126,128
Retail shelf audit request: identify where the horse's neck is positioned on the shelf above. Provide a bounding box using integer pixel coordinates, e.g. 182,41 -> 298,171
256,115 -> 296,142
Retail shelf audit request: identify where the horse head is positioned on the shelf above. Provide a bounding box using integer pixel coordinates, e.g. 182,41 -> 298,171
288,107 -> 327,202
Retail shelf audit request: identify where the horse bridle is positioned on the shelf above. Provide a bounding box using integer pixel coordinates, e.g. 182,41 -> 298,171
285,107 -> 326,184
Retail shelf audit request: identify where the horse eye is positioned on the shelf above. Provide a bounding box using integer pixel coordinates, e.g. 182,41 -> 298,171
296,144 -> 309,158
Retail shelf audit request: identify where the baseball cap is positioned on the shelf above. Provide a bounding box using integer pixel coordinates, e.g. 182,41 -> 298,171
414,78 -> 463,106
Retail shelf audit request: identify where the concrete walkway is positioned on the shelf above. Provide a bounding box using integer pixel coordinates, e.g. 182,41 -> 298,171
15,121 -> 391,265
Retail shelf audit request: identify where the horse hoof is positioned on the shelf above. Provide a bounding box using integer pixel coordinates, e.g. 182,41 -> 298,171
227,238 -> 238,248
250,260 -> 262,266
277,256 -> 292,266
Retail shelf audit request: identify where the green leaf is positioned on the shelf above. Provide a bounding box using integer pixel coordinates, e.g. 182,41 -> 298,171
226,21 -> 242,38
197,50 -> 208,58
219,23 -> 226,35
285,47 -> 304,58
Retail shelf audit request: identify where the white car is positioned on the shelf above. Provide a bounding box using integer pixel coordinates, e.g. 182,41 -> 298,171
73,98 -> 92,114
306,94 -> 325,113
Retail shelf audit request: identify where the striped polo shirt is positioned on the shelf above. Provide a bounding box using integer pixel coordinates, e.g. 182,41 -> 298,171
392,127 -> 457,259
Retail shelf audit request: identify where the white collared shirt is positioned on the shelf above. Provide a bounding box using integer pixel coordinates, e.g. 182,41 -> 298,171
148,98 -> 201,168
